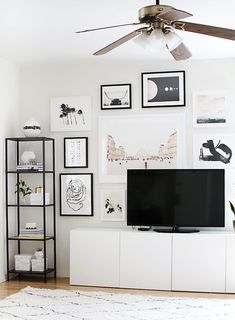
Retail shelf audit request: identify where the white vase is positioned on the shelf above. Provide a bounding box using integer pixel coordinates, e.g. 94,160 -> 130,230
23,118 -> 41,137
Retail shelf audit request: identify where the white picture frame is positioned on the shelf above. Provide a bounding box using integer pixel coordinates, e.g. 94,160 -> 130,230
99,114 -> 186,183
193,134 -> 235,168
193,91 -> 229,127
50,96 -> 92,132
100,189 -> 126,221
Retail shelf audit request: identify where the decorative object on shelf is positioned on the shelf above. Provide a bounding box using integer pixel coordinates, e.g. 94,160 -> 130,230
141,71 -> 185,108
100,189 -> 126,221
34,248 -> 44,259
99,114 -> 186,183
64,137 -> 88,168
25,222 -> 37,230
15,254 -> 33,271
15,179 -> 32,204
21,151 -> 36,164
50,96 -> 92,132
60,173 -> 93,216
35,186 -> 43,193
30,192 -> 50,205
229,201 -> 235,231
101,84 -> 132,110
19,226 -> 44,238
32,249 -> 47,271
193,91 -> 229,128
23,118 -> 41,137
193,134 -> 235,169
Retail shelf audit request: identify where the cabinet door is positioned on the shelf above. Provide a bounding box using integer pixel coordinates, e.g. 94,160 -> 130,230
70,229 -> 120,287
120,232 -> 172,290
226,234 -> 235,293
172,233 -> 226,292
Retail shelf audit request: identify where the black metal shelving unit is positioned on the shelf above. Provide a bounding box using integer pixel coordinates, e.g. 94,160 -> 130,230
5,137 -> 56,283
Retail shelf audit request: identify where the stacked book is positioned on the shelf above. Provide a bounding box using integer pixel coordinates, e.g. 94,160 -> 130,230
18,227 -> 44,239
16,162 -> 43,172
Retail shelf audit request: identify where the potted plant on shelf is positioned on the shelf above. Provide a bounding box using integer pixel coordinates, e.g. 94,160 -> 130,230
15,179 -> 32,204
229,201 -> 235,231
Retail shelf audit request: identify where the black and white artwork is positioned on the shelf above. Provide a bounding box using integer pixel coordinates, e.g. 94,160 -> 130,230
50,96 -> 92,131
142,71 -> 185,108
193,134 -> 235,168
193,91 -> 229,127
64,137 -> 88,168
60,173 -> 93,216
101,189 -> 125,221
101,84 -> 131,110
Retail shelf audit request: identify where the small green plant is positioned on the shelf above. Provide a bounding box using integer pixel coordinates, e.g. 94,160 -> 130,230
15,179 -> 32,197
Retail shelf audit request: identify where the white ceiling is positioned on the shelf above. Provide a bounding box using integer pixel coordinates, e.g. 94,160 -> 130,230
0,0 -> 235,65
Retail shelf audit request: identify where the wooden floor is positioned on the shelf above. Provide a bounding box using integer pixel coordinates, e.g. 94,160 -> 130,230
1,277 -> 235,300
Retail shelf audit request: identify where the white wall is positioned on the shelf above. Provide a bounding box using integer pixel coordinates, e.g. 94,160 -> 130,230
19,58 -> 235,277
0,58 -> 19,282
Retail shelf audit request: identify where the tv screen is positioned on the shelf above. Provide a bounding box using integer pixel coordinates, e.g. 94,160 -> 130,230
127,169 -> 225,230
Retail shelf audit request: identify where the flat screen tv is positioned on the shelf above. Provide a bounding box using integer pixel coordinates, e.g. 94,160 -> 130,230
127,169 -> 225,232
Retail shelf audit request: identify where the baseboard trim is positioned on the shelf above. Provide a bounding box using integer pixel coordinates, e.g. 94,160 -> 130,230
0,274 -> 6,283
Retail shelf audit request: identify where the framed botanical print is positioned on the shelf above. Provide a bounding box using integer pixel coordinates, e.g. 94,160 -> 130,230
50,96 -> 92,131
64,137 -> 88,168
101,84 -> 131,110
141,71 -> 185,108
60,173 -> 93,216
100,189 -> 125,221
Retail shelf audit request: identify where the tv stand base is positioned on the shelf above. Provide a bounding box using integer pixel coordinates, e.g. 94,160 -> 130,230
153,225 -> 200,233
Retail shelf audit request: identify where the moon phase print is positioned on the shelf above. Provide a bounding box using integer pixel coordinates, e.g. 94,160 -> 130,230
142,71 -> 185,108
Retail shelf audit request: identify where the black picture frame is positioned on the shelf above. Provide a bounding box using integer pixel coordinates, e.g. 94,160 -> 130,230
60,173 -> 93,216
141,71 -> 185,108
64,137 -> 88,168
101,83 -> 132,110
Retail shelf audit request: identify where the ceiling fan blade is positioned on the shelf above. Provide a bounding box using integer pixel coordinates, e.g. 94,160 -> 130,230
76,22 -> 142,34
93,27 -> 148,56
169,42 -> 192,61
173,21 -> 235,41
158,8 -> 192,21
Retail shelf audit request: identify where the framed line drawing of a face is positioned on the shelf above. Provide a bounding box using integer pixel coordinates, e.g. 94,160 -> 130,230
60,173 -> 93,216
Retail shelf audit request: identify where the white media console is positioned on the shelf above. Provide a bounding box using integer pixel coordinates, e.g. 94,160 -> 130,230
70,228 -> 235,293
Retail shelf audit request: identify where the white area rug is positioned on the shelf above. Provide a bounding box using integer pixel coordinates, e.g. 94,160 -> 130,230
0,286 -> 235,319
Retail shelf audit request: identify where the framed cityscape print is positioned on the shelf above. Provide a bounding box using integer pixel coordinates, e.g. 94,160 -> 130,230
50,96 -> 92,131
193,91 -> 229,127
101,84 -> 131,110
141,71 -> 185,108
99,114 -> 186,183
60,173 -> 93,216
100,189 -> 126,221
64,137 -> 88,168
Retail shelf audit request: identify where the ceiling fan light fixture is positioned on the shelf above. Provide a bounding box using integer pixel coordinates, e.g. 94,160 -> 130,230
132,32 -> 149,48
165,31 -> 183,51
150,29 -> 167,50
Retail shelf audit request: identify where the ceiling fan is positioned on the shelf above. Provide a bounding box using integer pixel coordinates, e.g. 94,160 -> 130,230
76,1 -> 235,60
